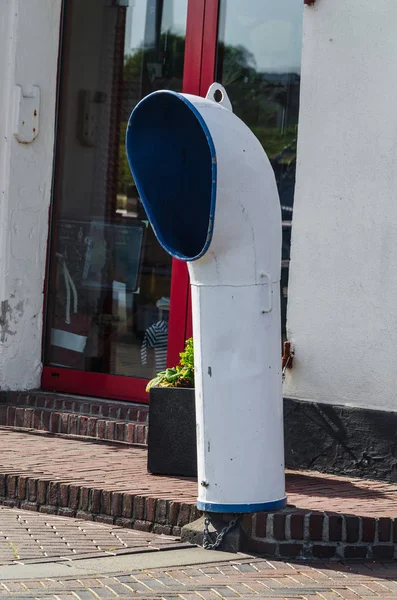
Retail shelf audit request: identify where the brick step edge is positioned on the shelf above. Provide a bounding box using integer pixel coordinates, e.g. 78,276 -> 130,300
0,405 -> 148,445
0,471 -> 395,560
0,472 -> 200,537
243,509 -> 397,560
1,391 -> 149,421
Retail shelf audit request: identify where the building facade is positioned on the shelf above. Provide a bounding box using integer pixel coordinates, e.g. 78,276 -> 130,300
0,0 -> 394,478
0,0 -> 302,400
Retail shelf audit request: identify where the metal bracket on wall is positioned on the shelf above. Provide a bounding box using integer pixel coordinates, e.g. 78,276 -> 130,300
13,85 -> 40,144
282,341 -> 294,372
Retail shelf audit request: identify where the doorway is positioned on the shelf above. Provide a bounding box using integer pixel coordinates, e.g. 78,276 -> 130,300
42,0 -> 302,402
42,0 -> 214,402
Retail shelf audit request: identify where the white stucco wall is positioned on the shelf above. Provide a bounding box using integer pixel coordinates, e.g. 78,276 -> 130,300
285,0 -> 397,411
0,0 -> 61,389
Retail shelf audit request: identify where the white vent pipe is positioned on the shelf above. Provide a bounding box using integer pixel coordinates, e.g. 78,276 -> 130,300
126,84 -> 286,513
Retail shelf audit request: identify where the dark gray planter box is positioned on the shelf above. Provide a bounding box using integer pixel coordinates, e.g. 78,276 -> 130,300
147,387 -> 197,477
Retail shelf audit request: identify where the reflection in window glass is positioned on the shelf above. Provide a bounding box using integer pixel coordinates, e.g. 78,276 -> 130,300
45,0 -> 187,379
216,0 -> 303,339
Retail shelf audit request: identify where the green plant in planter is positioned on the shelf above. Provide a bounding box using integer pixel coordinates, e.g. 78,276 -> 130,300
146,338 -> 194,392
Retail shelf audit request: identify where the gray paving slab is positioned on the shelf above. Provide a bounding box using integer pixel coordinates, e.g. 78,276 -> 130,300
0,547 -> 243,580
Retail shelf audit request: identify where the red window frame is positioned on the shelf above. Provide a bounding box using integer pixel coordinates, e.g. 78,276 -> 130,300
42,0 -> 220,403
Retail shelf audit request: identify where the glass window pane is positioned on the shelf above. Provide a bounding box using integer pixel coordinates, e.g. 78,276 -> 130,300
45,0 -> 187,379
216,0 -> 303,340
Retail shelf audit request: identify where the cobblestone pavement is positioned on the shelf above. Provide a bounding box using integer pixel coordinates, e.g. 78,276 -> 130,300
0,509 -> 396,599
2,429 -> 397,517
2,555 -> 397,599
0,506 -> 180,565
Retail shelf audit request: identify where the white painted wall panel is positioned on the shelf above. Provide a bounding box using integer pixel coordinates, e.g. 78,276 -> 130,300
286,0 -> 397,411
0,0 -> 62,389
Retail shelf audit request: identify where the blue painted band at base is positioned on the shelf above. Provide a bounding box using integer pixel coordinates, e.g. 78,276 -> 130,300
197,497 -> 287,514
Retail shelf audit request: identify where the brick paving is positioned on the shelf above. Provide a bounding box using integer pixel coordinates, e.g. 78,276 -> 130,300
3,555 -> 397,598
0,429 -> 196,503
0,428 -> 396,518
0,429 -> 397,559
0,432 -> 394,596
4,506 -> 397,599
0,506 -> 180,565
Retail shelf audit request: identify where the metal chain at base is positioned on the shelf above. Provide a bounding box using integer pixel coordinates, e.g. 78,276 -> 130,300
203,514 -> 241,550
